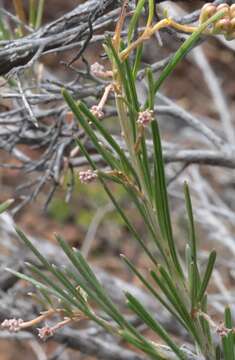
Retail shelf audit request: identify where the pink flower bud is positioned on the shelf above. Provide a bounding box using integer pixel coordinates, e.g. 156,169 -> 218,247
216,323 -> 230,337
217,3 -> 230,12
199,4 -> 217,24
79,169 -> 97,184
1,318 -> 23,332
214,18 -> 231,33
38,326 -> 54,340
217,4 -> 230,21
137,110 -> 154,127
90,105 -> 104,119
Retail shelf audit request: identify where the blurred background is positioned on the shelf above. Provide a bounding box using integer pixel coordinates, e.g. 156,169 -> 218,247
0,1 -> 235,359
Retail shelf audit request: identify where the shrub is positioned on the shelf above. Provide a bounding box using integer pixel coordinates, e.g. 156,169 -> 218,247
2,2 -> 235,359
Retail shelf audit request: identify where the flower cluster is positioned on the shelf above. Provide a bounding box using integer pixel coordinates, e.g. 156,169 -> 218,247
79,169 -> 98,184
137,110 -> 154,128
90,105 -> 104,119
216,322 -> 231,338
37,325 -> 55,340
1,313 -> 74,341
38,317 -> 72,341
1,318 -> 23,332
200,3 -> 235,39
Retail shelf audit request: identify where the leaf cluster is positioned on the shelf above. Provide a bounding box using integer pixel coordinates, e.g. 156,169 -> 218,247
3,2 -> 234,359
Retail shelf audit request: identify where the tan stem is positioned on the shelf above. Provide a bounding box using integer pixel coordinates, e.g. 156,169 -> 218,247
19,309 -> 55,329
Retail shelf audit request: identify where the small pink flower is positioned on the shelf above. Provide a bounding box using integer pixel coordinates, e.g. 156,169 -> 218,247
38,326 -> 55,340
214,18 -> 231,33
1,318 -> 23,332
90,62 -> 105,77
79,169 -> 97,184
216,322 -> 230,337
137,110 -> 154,127
90,105 -> 104,119
199,3 -> 217,23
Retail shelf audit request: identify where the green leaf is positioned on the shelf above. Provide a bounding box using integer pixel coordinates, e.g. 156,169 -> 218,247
123,57 -> 139,112
147,68 -> 155,110
29,0 -> 36,27
56,234 -> 130,329
152,9 -> 227,95
151,120 -> 183,277
147,0 -> 155,24
57,235 -> 167,348
0,199 -> 15,214
104,182 -> 159,266
63,89 -> 119,170
25,261 -> 85,311
75,136 -> 158,266
126,292 -> 187,359
184,182 -> 197,264
138,135 -> 153,201
216,345 -> 222,360
15,227 -> 90,312
105,38 -> 132,106
0,10 -> 11,40
222,333 -> 234,360
0,199 -> 14,213
15,227 -> 53,269
151,269 -> 202,346
122,255 -> 189,332
197,250 -> 216,303
189,262 -> 198,312
120,330 -> 163,359
224,306 -> 233,329
127,0 -> 145,43
184,182 -> 201,305
77,100 -> 139,184
223,307 -> 235,360
35,0 -> 45,29
132,44 -> 143,79
38,288 -> 54,308
198,305 -> 212,350
5,267 -> 67,304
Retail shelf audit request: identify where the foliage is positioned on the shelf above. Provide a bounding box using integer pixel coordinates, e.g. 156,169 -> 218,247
3,2 -> 235,360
